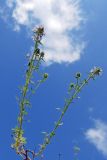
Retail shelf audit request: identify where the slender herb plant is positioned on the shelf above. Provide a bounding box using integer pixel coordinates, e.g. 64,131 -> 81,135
11,26 -> 102,160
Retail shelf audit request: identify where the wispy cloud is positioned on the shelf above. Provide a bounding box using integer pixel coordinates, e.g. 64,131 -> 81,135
4,0 -> 85,64
85,119 -> 107,157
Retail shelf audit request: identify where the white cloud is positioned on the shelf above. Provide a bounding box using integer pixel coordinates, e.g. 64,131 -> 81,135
6,0 -> 15,8
85,120 -> 107,157
5,0 -> 85,64
0,6 -> 8,22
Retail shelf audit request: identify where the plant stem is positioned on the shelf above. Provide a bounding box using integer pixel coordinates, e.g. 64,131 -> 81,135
35,74 -> 92,157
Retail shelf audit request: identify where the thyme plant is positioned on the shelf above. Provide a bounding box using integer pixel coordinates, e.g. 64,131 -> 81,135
11,26 -> 102,160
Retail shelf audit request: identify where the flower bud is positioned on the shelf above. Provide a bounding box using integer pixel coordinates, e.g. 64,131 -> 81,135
35,48 -> 40,55
75,72 -> 81,79
70,83 -> 74,88
41,52 -> 45,58
43,73 -> 48,79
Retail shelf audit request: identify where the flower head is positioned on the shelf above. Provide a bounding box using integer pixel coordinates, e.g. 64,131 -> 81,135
90,67 -> 103,76
32,26 -> 45,42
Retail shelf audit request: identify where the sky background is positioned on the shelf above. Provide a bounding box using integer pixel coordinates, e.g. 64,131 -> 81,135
0,0 -> 107,160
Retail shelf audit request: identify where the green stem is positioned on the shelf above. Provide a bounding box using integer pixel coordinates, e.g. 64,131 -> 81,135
17,42 -> 42,143
35,74 -> 92,157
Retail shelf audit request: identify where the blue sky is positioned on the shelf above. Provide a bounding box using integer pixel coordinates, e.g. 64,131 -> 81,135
0,0 -> 107,160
